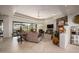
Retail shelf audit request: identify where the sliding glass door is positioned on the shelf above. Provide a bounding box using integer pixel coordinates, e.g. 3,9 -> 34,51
12,21 -> 37,36
0,20 -> 3,37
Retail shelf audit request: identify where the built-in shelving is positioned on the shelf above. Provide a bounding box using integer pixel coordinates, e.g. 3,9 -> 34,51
70,26 -> 79,45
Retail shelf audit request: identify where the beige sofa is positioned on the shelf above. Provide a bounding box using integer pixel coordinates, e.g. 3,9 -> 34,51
26,32 -> 43,43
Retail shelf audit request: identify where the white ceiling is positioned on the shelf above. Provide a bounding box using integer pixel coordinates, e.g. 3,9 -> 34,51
14,5 -> 66,19
66,5 -> 79,15
0,5 -> 79,19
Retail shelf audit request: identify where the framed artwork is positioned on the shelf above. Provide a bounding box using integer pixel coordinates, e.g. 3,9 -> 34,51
74,15 -> 79,24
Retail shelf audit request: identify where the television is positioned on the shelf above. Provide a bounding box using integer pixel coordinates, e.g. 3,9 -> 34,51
47,24 -> 53,28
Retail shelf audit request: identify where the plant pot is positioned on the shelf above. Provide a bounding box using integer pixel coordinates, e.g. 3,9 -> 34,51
52,36 -> 59,45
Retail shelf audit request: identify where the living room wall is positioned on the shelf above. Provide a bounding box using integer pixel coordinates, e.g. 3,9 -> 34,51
44,18 -> 56,31
44,15 -> 65,32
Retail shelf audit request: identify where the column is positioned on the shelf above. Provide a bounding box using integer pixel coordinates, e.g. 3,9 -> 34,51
3,16 -> 13,38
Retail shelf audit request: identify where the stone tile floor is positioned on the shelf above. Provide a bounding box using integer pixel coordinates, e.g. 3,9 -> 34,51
0,34 -> 79,53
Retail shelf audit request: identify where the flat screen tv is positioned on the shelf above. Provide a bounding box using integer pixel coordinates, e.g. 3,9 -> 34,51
47,24 -> 53,28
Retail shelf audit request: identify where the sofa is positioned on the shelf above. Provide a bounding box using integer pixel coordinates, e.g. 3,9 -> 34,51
21,32 -> 44,43
26,32 -> 43,43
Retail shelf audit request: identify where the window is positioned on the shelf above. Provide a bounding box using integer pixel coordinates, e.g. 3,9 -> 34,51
0,20 -> 3,36
12,21 -> 37,36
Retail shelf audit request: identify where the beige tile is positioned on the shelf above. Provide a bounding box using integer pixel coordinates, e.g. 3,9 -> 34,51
0,34 -> 79,53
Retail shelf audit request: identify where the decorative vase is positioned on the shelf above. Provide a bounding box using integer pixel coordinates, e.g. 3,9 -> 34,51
52,35 -> 59,45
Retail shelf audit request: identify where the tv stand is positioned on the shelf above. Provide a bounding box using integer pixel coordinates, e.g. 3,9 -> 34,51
46,28 -> 53,34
